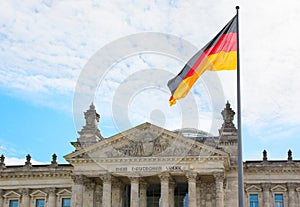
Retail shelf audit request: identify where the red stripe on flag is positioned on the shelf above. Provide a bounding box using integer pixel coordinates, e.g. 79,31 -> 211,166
183,32 -> 237,79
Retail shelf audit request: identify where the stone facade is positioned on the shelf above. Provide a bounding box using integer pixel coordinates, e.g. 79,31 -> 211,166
0,102 -> 299,207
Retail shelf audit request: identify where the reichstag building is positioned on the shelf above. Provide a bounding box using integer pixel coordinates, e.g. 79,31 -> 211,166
0,102 -> 299,207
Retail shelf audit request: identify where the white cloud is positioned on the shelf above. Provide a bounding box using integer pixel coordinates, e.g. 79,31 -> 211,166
4,157 -> 46,166
0,0 -> 300,159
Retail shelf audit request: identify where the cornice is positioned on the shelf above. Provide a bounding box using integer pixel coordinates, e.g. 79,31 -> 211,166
244,166 -> 300,174
0,168 -> 72,179
67,155 -> 229,164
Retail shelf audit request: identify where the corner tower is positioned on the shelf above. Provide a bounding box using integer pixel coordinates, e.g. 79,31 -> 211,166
218,101 -> 238,164
71,103 -> 103,150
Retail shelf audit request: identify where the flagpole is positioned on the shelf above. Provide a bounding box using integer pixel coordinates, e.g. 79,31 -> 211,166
236,6 -> 244,207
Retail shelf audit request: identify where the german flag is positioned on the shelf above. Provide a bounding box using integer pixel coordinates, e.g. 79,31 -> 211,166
168,15 -> 237,106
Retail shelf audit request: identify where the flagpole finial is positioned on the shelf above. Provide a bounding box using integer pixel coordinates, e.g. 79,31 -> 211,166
236,6 -> 240,10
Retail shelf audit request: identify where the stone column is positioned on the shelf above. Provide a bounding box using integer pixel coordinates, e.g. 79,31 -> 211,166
71,175 -> 85,207
159,173 -> 170,207
0,189 -> 3,207
186,172 -> 197,207
112,179 -> 123,207
94,183 -> 103,207
287,183 -> 296,207
196,177 -> 201,207
262,183 -> 271,207
130,177 -> 140,207
169,180 -> 176,207
21,188 -> 30,207
101,174 -> 112,207
47,188 -> 56,207
84,181 -> 95,207
214,172 -> 224,207
139,179 -> 148,207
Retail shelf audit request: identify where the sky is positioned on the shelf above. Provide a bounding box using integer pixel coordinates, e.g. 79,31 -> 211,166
0,0 -> 300,165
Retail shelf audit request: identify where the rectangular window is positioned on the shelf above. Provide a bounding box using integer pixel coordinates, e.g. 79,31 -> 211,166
249,194 -> 258,207
275,194 -> 284,207
62,198 -> 71,207
36,199 -> 45,207
9,200 -> 19,207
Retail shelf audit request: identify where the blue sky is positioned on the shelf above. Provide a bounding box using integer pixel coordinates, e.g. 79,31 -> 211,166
0,0 -> 300,164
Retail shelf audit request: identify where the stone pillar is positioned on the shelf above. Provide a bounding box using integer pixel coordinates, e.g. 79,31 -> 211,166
262,183 -> 271,207
21,188 -> 30,207
287,183 -> 296,207
130,177 -> 140,207
0,189 -> 3,207
159,173 -> 170,207
47,188 -> 56,207
186,172 -> 197,207
214,172 -> 224,207
94,183 -> 103,207
71,175 -> 85,207
196,177 -> 201,207
84,181 -> 95,207
169,180 -> 175,207
112,179 -> 123,207
101,174 -> 112,207
139,179 -> 148,207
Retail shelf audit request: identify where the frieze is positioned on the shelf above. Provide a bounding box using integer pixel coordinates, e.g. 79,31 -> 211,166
114,135 -> 170,157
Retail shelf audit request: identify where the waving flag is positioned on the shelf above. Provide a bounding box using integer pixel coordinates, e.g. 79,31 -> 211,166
167,15 -> 237,106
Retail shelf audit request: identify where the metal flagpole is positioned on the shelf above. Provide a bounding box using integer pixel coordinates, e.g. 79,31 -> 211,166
236,6 -> 244,207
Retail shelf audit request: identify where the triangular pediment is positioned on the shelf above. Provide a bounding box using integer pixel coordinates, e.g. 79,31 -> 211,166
56,189 -> 72,197
30,190 -> 47,198
65,122 -> 228,161
3,191 -> 21,198
271,185 -> 287,192
245,185 -> 262,192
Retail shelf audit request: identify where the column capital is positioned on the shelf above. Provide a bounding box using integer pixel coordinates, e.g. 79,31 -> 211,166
287,183 -> 296,191
71,174 -> 87,185
159,172 -> 170,182
21,188 -> 30,196
262,183 -> 271,191
186,172 -> 197,182
130,176 -> 140,184
47,187 -> 56,196
100,173 -> 112,183
213,172 -> 224,182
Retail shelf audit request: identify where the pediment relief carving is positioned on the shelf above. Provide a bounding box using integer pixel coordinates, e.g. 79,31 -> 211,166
66,123 -> 228,160
114,135 -> 170,157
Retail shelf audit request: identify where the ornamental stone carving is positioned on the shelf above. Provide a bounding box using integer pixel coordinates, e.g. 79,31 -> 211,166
159,173 -> 170,182
71,175 -> 87,185
219,101 -> 237,135
115,135 -> 170,157
186,172 -> 198,182
100,173 -> 112,183
117,140 -> 144,156
130,177 -> 140,184
0,154 -> 5,168
262,183 -> 271,191
21,188 -> 30,196
47,187 -> 56,196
